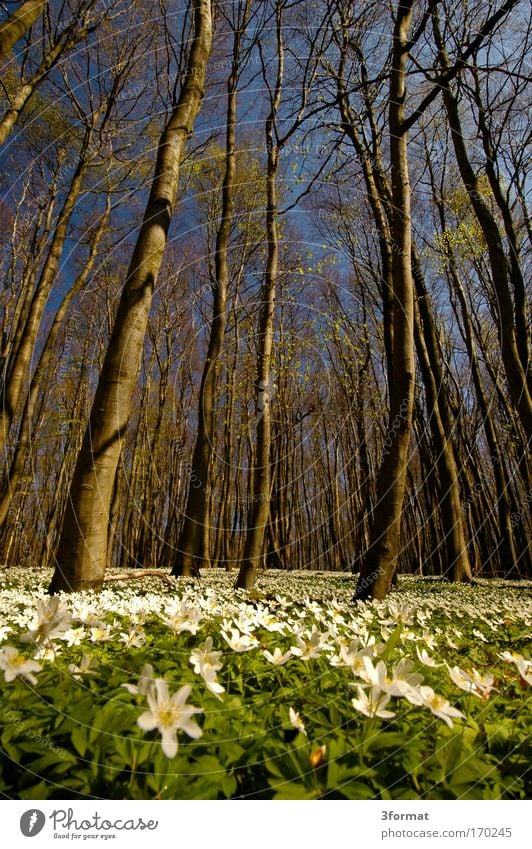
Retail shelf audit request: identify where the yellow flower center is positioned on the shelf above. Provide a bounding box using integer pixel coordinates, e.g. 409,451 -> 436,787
158,705 -> 180,728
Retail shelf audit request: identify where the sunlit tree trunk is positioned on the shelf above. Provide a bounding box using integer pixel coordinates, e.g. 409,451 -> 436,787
173,0 -> 250,578
49,0 -> 213,593
235,6 -> 283,590
0,0 -> 47,60
355,1 -> 415,601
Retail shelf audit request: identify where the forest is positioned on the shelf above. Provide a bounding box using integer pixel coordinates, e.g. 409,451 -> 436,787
0,0 -> 530,803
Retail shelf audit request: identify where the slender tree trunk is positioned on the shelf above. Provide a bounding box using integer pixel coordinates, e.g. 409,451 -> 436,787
336,67 -> 394,385
235,148 -> 279,589
173,1 -> 249,578
0,196 -> 110,528
355,1 -> 415,601
433,15 -> 532,439
0,29 -> 89,146
235,35 -> 283,590
411,248 -> 472,583
235,0 -> 292,591
0,130 -> 91,459
1,166 -> 60,380
470,68 -> 529,380
0,0 -> 47,59
43,340 -> 89,568
49,0 -> 212,593
449,261 -> 523,576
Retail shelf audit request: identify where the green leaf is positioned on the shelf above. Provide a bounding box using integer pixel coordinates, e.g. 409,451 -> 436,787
71,726 -> 88,757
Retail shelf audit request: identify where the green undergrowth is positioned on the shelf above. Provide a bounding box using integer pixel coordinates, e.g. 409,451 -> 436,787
0,568 -> 530,799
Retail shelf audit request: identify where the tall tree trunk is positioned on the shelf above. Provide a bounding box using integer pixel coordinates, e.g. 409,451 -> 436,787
236,18 -> 284,590
449,260 -> 524,577
336,29 -> 471,585
411,249 -> 472,583
433,14 -> 532,440
49,0 -> 213,593
235,8 -> 283,590
173,0 -> 250,578
355,1 -> 415,601
235,145 -> 279,590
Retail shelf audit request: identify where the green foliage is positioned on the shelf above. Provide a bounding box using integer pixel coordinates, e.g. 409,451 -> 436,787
0,570 -> 530,799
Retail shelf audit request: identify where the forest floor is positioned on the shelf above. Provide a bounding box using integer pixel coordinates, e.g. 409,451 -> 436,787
0,568 -> 530,799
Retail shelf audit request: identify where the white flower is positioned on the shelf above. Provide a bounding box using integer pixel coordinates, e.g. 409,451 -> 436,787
290,626 -> 330,660
289,707 -> 307,735
200,665 -> 225,698
448,665 -> 494,699
516,660 -> 532,686
61,627 -> 86,647
330,638 -> 374,673
137,679 -> 203,758
221,628 -> 258,652
0,625 -> 13,641
189,637 -> 225,698
163,601 -> 203,635
234,610 -> 258,635
89,626 -> 112,642
399,627 -> 417,643
0,646 -> 41,684
119,628 -> 146,648
190,637 -> 223,674
416,646 -> 442,667
421,630 -> 438,650
327,607 -> 346,626
382,603 -> 415,626
351,685 -> 395,719
498,651 -> 532,686
256,612 -> 286,633
362,656 -> 424,705
384,658 -> 425,704
419,686 -> 465,728
33,643 -> 59,661
472,628 -> 488,643
122,664 -> 155,696
361,656 -> 387,687
20,597 -> 71,645
262,647 -> 292,665
499,650 -> 525,664
68,654 -> 98,679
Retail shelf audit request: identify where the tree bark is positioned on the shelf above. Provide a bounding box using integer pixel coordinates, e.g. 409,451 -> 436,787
48,0 -> 212,593
173,0 -> 250,578
0,195 -> 110,528
0,128 -> 91,459
411,255 -> 472,583
355,1 -> 415,601
0,24 -> 90,146
0,0 -> 47,60
235,5 -> 284,591
433,14 -> 532,440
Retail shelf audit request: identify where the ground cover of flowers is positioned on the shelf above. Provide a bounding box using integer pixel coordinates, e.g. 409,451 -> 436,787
0,568 -> 530,799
